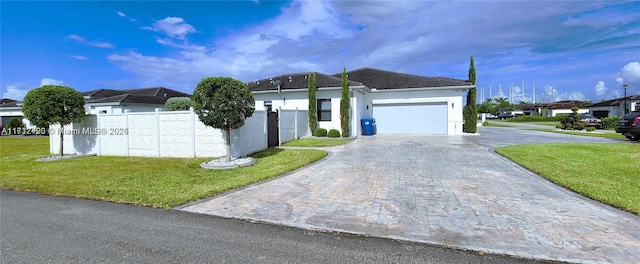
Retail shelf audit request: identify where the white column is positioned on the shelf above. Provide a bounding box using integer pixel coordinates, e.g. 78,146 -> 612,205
190,107 -> 196,158
124,109 -> 130,156
294,107 -> 298,139
278,106 -> 282,146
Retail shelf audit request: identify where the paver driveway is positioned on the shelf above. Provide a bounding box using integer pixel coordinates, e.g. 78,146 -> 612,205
178,129 -> 640,264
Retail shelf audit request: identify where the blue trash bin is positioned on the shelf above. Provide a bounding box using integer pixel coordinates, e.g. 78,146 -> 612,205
361,118 -> 375,136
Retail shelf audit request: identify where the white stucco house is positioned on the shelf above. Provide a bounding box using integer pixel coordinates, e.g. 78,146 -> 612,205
0,98 -> 36,128
588,95 -> 639,118
540,100 -> 591,117
248,68 -> 473,136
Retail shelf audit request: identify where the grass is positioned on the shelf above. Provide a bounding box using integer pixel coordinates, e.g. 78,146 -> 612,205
532,128 -> 626,139
282,137 -> 351,147
495,143 -> 640,215
0,137 -> 327,209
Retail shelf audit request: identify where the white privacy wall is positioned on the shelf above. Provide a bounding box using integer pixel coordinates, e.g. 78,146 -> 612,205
49,108 -> 305,158
278,108 -> 309,144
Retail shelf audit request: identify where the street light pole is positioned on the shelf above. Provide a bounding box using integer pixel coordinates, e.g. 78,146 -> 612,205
623,84 -> 628,115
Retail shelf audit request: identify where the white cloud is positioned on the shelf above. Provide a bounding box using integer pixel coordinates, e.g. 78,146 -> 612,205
616,62 -> 640,88
40,78 -> 64,86
68,55 -> 87,61
1,85 -> 29,100
594,81 -> 607,99
65,34 -> 115,48
142,17 -> 196,40
117,11 -> 126,17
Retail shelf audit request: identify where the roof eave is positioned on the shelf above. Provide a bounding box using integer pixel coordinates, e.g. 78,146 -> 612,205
371,85 -> 474,93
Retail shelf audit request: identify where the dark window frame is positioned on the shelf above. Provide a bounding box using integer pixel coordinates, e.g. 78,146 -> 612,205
317,99 -> 331,121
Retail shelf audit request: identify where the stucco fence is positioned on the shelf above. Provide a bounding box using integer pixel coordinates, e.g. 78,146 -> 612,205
49,107 -> 308,158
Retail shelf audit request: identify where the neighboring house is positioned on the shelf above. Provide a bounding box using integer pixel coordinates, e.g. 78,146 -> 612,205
588,95 -> 639,118
83,87 -> 191,114
541,100 -> 591,116
248,68 -> 473,136
0,98 -> 37,128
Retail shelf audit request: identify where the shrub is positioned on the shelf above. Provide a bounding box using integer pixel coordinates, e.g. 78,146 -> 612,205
328,129 -> 341,138
555,125 -> 562,129
506,115 -> 565,122
165,97 -> 191,111
602,116 -> 618,129
6,117 -> 24,135
482,121 -> 489,127
586,126 -> 595,132
315,128 -> 327,137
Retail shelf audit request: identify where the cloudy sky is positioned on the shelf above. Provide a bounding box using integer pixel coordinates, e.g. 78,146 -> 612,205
2,0 -> 639,104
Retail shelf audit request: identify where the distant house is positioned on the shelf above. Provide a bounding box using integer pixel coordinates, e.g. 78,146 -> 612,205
541,100 -> 591,116
0,98 -> 35,128
588,95 -> 639,118
83,87 -> 191,114
248,67 -> 473,136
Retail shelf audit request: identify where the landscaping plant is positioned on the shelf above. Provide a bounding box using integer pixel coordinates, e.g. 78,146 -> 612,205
315,128 -> 328,137
22,85 -> 85,155
192,77 -> 255,162
464,56 -> 477,133
6,117 -> 25,135
308,73 -> 318,135
164,97 -> 192,111
340,67 -> 350,137
328,129 -> 341,138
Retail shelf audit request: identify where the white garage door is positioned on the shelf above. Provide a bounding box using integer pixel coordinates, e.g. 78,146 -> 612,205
372,102 -> 448,134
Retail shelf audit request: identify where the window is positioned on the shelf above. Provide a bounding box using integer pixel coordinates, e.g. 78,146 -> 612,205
264,101 -> 272,112
317,99 -> 331,121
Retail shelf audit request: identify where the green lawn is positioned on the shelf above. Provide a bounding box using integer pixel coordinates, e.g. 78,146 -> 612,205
495,143 -> 640,215
533,128 -> 626,139
0,137 -> 326,209
282,137 -> 351,147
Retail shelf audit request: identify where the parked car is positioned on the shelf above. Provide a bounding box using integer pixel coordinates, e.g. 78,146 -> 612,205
579,113 -> 603,129
614,111 -> 640,141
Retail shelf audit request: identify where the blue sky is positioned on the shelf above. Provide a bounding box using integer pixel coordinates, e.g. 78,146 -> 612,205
2,0 -> 639,104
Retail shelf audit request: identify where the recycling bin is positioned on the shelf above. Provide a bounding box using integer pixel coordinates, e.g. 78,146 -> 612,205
361,118 -> 375,136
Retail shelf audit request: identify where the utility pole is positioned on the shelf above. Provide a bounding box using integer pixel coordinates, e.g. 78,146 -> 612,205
489,84 -> 492,99
532,80 -> 536,103
543,85 -> 546,103
522,80 -> 525,102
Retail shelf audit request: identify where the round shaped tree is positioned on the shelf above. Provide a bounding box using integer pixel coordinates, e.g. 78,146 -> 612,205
191,77 -> 255,162
22,85 -> 86,156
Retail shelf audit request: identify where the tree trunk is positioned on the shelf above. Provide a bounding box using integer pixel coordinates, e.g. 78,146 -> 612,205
225,128 -> 232,162
59,125 -> 64,156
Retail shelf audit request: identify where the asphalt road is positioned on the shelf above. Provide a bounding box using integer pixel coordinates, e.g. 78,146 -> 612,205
0,190 -> 552,263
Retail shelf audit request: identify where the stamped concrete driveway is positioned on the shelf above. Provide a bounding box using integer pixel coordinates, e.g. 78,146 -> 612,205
178,128 -> 640,264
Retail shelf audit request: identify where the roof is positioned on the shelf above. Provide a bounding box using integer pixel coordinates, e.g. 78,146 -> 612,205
83,87 -> 191,105
247,72 -> 364,92
589,94 -> 640,107
0,98 -> 21,108
543,100 -> 592,109
334,67 -> 472,90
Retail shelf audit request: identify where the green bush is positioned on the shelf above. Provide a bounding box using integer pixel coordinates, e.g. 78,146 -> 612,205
6,117 -> 25,135
506,115 -> 565,122
165,97 -> 191,111
482,121 -> 489,126
315,128 -> 327,137
328,129 -> 341,138
602,116 -> 618,129
586,126 -> 595,132
555,125 -> 562,129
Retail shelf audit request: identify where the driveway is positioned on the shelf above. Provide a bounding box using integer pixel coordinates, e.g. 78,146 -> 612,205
178,128 -> 640,264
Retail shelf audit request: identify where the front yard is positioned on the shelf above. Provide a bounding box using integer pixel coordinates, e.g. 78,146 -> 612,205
0,137 -> 326,209
495,143 -> 640,215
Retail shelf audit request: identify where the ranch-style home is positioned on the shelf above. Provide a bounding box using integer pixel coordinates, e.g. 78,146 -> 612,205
82,87 -> 191,114
248,68 -> 474,136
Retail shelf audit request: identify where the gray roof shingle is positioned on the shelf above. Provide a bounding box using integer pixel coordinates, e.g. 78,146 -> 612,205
334,68 -> 472,89
247,72 -> 364,92
83,87 -> 191,105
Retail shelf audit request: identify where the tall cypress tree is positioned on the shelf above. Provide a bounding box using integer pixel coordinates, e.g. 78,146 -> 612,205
340,67 -> 350,137
308,73 -> 317,135
464,56 -> 478,133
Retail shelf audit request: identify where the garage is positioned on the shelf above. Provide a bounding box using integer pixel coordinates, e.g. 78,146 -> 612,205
372,102 -> 448,134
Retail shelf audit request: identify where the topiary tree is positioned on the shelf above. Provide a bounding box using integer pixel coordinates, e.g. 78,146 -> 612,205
308,73 -> 317,135
165,97 -> 191,111
560,106 -> 584,130
22,85 -> 85,156
340,67 -> 350,137
315,128 -> 327,137
464,56 -> 477,133
191,77 -> 255,162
